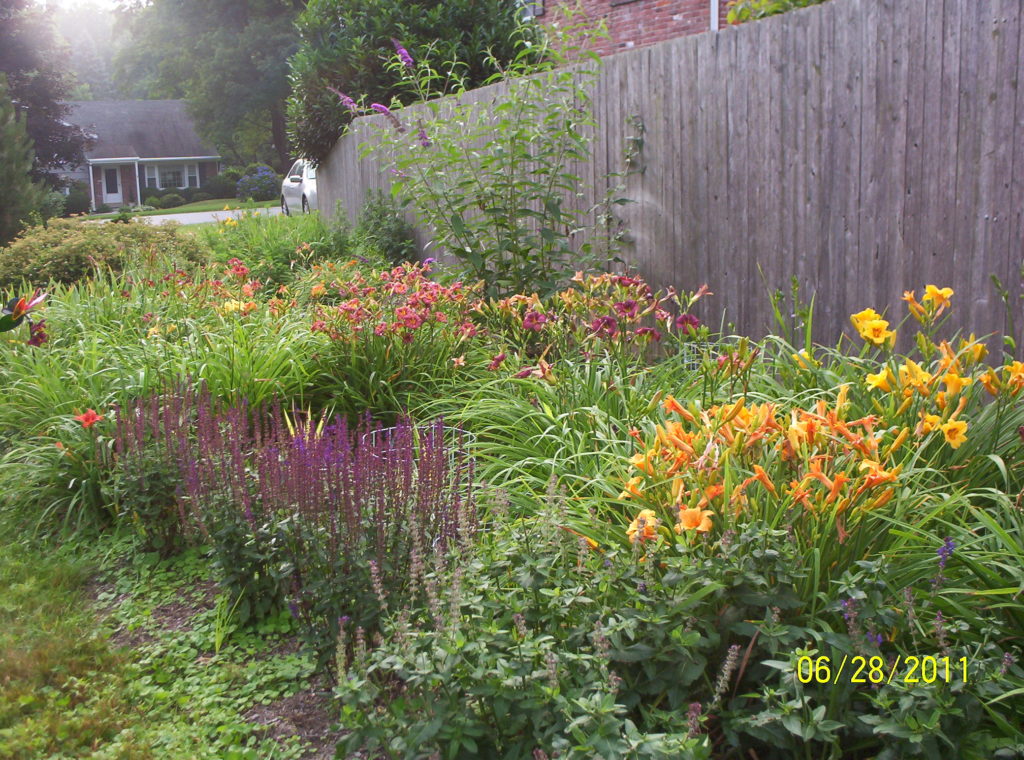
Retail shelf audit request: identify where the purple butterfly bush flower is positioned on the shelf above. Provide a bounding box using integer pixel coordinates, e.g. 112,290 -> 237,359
326,85 -> 359,114
416,119 -> 431,148
391,38 -> 415,69
371,103 -> 406,133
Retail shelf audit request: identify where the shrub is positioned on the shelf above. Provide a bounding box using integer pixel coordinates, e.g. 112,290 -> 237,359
94,203 -> 111,214
159,193 -> 186,209
39,191 -> 66,221
64,181 -> 90,215
202,173 -> 237,199
236,165 -> 279,202
193,192 -> 213,203
366,31 -> 620,297
286,0 -> 540,162
141,186 -> 164,203
352,189 -> 416,265
0,219 -> 205,290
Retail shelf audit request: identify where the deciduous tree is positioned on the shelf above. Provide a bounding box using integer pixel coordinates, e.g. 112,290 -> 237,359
0,0 -> 91,184
286,0 -> 539,162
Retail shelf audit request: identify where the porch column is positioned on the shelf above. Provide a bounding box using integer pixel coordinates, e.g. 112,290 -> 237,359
134,160 -> 142,207
88,164 -> 96,211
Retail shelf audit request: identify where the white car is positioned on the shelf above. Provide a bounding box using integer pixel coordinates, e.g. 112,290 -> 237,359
280,159 -> 318,215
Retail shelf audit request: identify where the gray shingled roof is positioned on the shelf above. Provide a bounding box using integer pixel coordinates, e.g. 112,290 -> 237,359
66,100 -> 219,160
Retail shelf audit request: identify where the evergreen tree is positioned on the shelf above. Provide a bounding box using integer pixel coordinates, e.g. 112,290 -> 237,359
0,75 -> 47,247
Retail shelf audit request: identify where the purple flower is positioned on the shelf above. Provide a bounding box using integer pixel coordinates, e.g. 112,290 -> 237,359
391,38 -> 415,69
370,103 -> 406,133
27,319 -> 48,346
423,257 -> 436,266
326,86 -> 358,113
675,313 -> 701,334
937,537 -> 955,569
416,120 -> 431,148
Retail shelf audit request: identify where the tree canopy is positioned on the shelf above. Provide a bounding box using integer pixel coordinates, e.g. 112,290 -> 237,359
0,0 -> 91,184
286,0 -> 539,163
115,0 -> 304,169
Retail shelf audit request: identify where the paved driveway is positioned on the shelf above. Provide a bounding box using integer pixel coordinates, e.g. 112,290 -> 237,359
140,207 -> 283,226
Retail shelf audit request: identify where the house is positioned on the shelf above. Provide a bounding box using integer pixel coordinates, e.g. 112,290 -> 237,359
63,100 -> 221,210
534,0 -> 729,56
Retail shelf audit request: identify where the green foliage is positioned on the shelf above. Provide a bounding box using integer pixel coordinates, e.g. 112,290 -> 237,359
0,525 -> 317,759
287,0 -> 539,162
64,180 -> 91,215
726,0 -> 830,23
352,189 -> 416,264
39,191 -> 67,222
158,192 -> 186,209
0,1 -> 90,181
115,0 -> 300,168
366,34 -> 618,297
0,218 -> 205,290
198,208 -> 347,287
0,76 -> 47,245
202,171 -> 238,199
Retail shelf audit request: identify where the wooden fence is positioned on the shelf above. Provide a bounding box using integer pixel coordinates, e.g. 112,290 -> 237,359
318,0 -> 1024,346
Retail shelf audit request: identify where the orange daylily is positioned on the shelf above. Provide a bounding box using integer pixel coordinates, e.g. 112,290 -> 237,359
626,509 -> 660,544
675,506 -> 714,534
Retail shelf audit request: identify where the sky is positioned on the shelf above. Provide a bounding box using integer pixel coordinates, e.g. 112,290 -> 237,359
36,0 -> 125,12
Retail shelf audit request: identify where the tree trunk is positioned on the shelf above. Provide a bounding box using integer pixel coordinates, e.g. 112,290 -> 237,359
269,102 -> 289,171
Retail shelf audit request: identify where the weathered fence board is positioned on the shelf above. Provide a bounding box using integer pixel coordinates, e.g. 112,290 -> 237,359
318,0 -> 1024,346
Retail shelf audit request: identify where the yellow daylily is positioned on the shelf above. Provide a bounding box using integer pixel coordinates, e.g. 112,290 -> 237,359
940,419 -> 968,449
865,367 -> 896,392
922,284 -> 953,309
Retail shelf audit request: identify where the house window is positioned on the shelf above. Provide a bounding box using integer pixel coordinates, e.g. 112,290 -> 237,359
187,164 -> 199,188
159,166 -> 184,188
519,0 -> 543,19
145,165 -> 158,188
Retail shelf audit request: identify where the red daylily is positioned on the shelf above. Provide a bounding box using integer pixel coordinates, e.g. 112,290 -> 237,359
9,289 -> 48,321
74,409 -> 104,428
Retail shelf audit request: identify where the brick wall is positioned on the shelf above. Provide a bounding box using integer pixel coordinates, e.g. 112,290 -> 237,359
542,0 -> 730,56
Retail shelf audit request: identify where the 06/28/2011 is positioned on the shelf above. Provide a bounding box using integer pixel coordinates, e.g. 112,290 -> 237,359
794,654 -> 968,685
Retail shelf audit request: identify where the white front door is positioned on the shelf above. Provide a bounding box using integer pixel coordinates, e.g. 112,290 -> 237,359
103,167 -> 123,205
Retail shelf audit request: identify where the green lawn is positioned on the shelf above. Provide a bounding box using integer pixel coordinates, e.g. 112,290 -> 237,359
85,198 -> 278,220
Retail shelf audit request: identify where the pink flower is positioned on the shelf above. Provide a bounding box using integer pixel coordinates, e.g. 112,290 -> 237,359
613,300 -> 638,319
589,315 -> 619,339
675,313 -> 700,335
635,326 -> 662,342
452,355 -> 465,367
487,353 -> 507,371
522,310 -> 548,331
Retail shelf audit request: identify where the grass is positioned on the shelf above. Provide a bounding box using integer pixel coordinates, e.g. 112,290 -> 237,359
0,525 -> 323,759
84,198 -> 278,221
